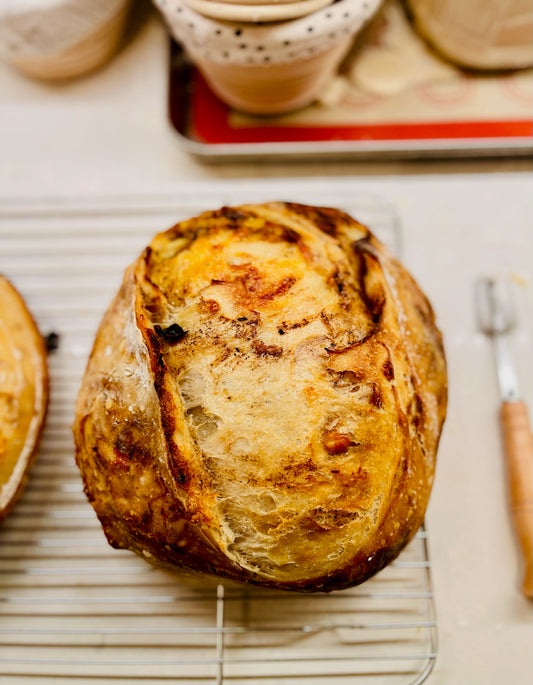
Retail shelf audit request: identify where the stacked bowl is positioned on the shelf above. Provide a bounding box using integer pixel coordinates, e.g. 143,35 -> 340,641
182,0 -> 337,23
154,0 -> 382,114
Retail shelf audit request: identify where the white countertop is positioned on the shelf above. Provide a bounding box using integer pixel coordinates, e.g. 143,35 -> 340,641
0,8 -> 532,685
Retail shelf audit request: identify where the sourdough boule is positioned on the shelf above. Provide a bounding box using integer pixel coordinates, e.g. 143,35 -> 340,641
73,203 -> 447,591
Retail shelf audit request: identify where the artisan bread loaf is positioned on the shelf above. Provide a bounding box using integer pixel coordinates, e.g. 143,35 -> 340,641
0,275 -> 49,521
73,203 -> 447,591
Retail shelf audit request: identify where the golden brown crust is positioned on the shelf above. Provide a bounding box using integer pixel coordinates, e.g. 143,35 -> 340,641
73,203 -> 447,591
0,275 -> 49,522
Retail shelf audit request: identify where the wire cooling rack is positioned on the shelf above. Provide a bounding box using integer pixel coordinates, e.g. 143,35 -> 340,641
0,183 -> 436,685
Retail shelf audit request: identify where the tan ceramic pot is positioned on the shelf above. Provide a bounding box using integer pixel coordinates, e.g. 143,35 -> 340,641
155,0 -> 382,115
196,37 -> 352,114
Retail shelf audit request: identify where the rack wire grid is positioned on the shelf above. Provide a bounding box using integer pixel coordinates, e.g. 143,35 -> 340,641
0,184 -> 437,685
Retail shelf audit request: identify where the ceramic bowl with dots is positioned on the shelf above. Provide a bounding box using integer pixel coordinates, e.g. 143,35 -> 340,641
154,0 -> 382,115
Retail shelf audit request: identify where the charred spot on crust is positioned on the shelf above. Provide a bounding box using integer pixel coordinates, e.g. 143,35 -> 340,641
275,458 -> 318,483
162,223 -> 199,243
143,246 -> 153,265
282,318 -> 310,331
309,508 -> 360,531
408,391 -> 424,429
357,253 -> 385,324
156,383 -> 194,491
279,227 -> 301,244
328,369 -> 362,391
216,207 -> 250,223
154,323 -> 188,343
213,347 -> 232,364
113,421 -> 156,467
274,277 -> 297,298
370,383 -> 384,410
89,444 -> 109,471
284,203 -> 351,237
191,207 -> 254,231
144,299 -> 164,316
329,269 -> 346,294
414,302 -> 432,327
246,275 -> 296,302
252,340 -> 283,357
368,292 -> 385,324
142,327 -> 164,375
382,359 -> 394,381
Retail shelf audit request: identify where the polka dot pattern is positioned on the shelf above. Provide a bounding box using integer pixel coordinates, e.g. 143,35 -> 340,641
153,0 -> 381,66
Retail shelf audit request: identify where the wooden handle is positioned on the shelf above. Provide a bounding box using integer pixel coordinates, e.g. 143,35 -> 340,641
500,401 -> 533,599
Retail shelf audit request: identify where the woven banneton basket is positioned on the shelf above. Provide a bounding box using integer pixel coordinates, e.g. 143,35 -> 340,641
2,0 -> 131,80
407,0 -> 533,70
154,0 -> 382,114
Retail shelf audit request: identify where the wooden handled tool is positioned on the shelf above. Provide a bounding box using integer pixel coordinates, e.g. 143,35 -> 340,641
500,401 -> 533,598
477,277 -> 533,599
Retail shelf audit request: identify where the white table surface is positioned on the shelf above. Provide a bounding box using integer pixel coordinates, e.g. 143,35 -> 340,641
0,8 -> 532,685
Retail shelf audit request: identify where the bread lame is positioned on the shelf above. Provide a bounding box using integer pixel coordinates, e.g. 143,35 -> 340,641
477,277 -> 533,599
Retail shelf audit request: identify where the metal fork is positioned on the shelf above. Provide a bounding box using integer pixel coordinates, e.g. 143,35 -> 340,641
476,276 -> 533,599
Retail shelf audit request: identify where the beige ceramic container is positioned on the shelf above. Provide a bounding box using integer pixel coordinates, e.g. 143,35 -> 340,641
407,0 -> 533,70
0,0 -> 131,80
197,37 -> 353,114
154,0 -> 382,115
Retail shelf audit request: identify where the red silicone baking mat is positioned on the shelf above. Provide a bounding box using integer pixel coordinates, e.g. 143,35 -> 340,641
168,43 -> 533,159
187,66 -> 532,144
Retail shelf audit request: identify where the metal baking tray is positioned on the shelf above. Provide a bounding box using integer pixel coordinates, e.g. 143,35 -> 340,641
167,42 -> 533,162
0,186 -> 436,684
